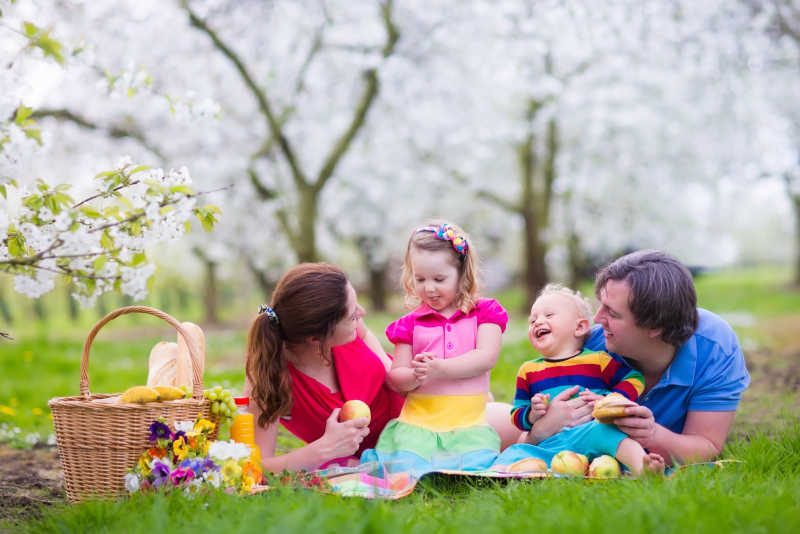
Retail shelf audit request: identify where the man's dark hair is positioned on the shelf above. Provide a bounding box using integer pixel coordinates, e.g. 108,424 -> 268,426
595,250 -> 698,347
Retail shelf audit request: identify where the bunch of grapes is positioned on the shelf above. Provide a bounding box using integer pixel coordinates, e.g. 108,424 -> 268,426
203,386 -> 237,424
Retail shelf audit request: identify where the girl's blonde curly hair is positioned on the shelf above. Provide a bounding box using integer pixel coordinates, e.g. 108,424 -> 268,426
401,220 -> 480,314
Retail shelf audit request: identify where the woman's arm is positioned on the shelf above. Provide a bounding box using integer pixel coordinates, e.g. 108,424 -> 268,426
245,379 -> 370,472
388,343 -> 420,392
356,318 -> 392,373
415,323 -> 501,380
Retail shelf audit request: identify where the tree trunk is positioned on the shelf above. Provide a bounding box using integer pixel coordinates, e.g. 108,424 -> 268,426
794,193 -> 800,287
0,286 -> 12,325
295,185 -> 319,263
192,248 -> 219,324
368,264 -> 389,312
203,259 -> 219,325
523,210 -> 548,311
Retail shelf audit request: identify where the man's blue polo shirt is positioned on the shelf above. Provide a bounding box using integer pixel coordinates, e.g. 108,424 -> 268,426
585,308 -> 750,434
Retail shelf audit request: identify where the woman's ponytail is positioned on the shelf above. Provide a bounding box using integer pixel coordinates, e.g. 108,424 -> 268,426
246,312 -> 292,426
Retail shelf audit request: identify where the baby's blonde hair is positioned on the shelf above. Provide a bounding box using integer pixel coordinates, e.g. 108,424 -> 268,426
537,283 -> 594,323
401,220 -> 480,314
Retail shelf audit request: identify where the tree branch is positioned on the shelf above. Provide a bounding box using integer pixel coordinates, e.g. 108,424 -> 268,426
476,190 -> 522,214
182,0 -> 309,188
30,108 -> 166,161
248,168 -> 277,200
312,0 -> 400,193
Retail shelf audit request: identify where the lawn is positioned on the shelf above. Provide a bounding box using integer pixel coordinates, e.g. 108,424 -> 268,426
1,265 -> 799,533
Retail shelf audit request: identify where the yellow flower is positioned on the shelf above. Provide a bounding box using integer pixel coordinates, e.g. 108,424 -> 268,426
221,459 -> 242,482
193,418 -> 215,434
137,454 -> 152,476
0,405 -> 15,416
31,408 -> 43,416
173,436 -> 189,461
241,474 -> 255,493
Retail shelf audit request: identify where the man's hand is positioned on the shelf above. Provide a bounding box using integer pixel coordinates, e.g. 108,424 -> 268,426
614,404 -> 657,449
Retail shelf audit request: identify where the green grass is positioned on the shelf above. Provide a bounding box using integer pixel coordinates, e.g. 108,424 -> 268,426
14,424 -> 800,534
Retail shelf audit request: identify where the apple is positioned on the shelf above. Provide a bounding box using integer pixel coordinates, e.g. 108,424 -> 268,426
339,400 -> 371,423
506,457 -> 548,473
550,450 -> 588,476
588,455 -> 621,479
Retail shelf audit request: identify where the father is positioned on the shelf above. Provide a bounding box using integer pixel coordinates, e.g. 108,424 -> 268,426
530,250 -> 750,465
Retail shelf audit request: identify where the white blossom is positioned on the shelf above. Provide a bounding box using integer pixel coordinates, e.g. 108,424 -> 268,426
124,473 -> 141,493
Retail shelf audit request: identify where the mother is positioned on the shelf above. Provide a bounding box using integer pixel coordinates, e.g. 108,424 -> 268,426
244,262 -> 521,472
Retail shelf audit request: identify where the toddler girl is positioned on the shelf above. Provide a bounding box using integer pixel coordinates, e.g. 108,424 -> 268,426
360,222 -> 508,474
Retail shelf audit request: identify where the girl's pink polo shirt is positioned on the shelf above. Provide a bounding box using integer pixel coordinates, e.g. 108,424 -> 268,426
385,298 -> 508,396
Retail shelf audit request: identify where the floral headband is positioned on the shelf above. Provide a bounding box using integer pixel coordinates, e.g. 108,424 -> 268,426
416,223 -> 469,256
258,304 -> 280,325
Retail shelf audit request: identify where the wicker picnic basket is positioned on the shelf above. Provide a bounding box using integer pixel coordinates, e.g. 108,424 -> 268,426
48,306 -> 218,502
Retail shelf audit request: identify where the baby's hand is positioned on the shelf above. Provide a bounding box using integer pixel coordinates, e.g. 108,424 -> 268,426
528,393 -> 550,425
579,389 -> 603,405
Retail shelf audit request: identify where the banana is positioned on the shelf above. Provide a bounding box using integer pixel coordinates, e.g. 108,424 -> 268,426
120,386 -> 160,403
152,385 -> 187,401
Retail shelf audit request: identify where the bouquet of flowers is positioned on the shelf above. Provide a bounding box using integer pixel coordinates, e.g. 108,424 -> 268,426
125,417 -> 263,495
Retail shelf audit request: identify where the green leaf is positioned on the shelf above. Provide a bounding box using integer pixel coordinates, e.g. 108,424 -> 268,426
100,230 -> 114,250
8,235 -> 22,257
184,221 -> 191,233
95,170 -> 117,179
126,87 -> 135,98
169,185 -> 194,195
159,205 -> 174,215
198,212 -> 213,232
117,196 -> 133,210
85,277 -> 96,295
23,128 -> 42,145
0,185 -> 6,199
130,252 -> 147,266
93,255 -> 107,272
205,204 -> 223,215
14,105 -> 33,125
128,165 -> 151,176
103,206 -> 120,218
129,221 -> 142,236
23,21 -> 37,38
69,221 -> 80,232
80,206 -> 102,218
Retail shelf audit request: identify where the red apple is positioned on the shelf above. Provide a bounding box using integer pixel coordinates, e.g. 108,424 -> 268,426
507,457 -> 548,473
550,450 -> 588,476
339,400 -> 371,422
588,455 -> 621,479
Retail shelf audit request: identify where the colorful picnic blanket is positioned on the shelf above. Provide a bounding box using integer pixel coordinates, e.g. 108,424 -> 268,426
313,459 -> 741,499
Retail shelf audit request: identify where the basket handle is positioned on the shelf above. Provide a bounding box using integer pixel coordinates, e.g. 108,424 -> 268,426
80,306 -> 204,399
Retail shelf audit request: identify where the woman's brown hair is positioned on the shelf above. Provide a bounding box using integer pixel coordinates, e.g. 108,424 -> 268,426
246,263 -> 349,427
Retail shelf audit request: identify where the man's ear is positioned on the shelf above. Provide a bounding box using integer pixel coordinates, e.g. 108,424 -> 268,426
647,328 -> 663,339
574,318 -> 591,338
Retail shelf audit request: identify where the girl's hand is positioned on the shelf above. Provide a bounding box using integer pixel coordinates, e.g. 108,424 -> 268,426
319,408 -> 371,458
411,352 -> 437,384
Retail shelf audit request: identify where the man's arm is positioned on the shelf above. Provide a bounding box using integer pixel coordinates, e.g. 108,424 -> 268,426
615,406 -> 735,465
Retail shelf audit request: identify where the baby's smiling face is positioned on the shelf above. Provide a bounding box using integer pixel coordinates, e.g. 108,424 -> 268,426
528,293 -> 588,359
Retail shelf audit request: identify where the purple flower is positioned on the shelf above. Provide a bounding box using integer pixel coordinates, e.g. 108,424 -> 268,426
180,458 -> 204,474
150,461 -> 171,487
173,430 -> 186,443
149,421 -> 172,442
202,458 -> 219,472
169,466 -> 195,486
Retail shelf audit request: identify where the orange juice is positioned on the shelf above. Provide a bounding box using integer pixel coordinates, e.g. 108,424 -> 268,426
231,397 -> 263,473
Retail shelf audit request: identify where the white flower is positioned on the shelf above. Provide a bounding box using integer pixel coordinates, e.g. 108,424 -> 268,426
124,473 -> 140,493
209,440 -> 251,461
174,420 -> 194,433
203,470 -> 222,488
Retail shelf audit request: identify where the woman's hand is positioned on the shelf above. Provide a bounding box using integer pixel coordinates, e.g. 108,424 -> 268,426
527,386 -> 594,444
317,408 -> 371,459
